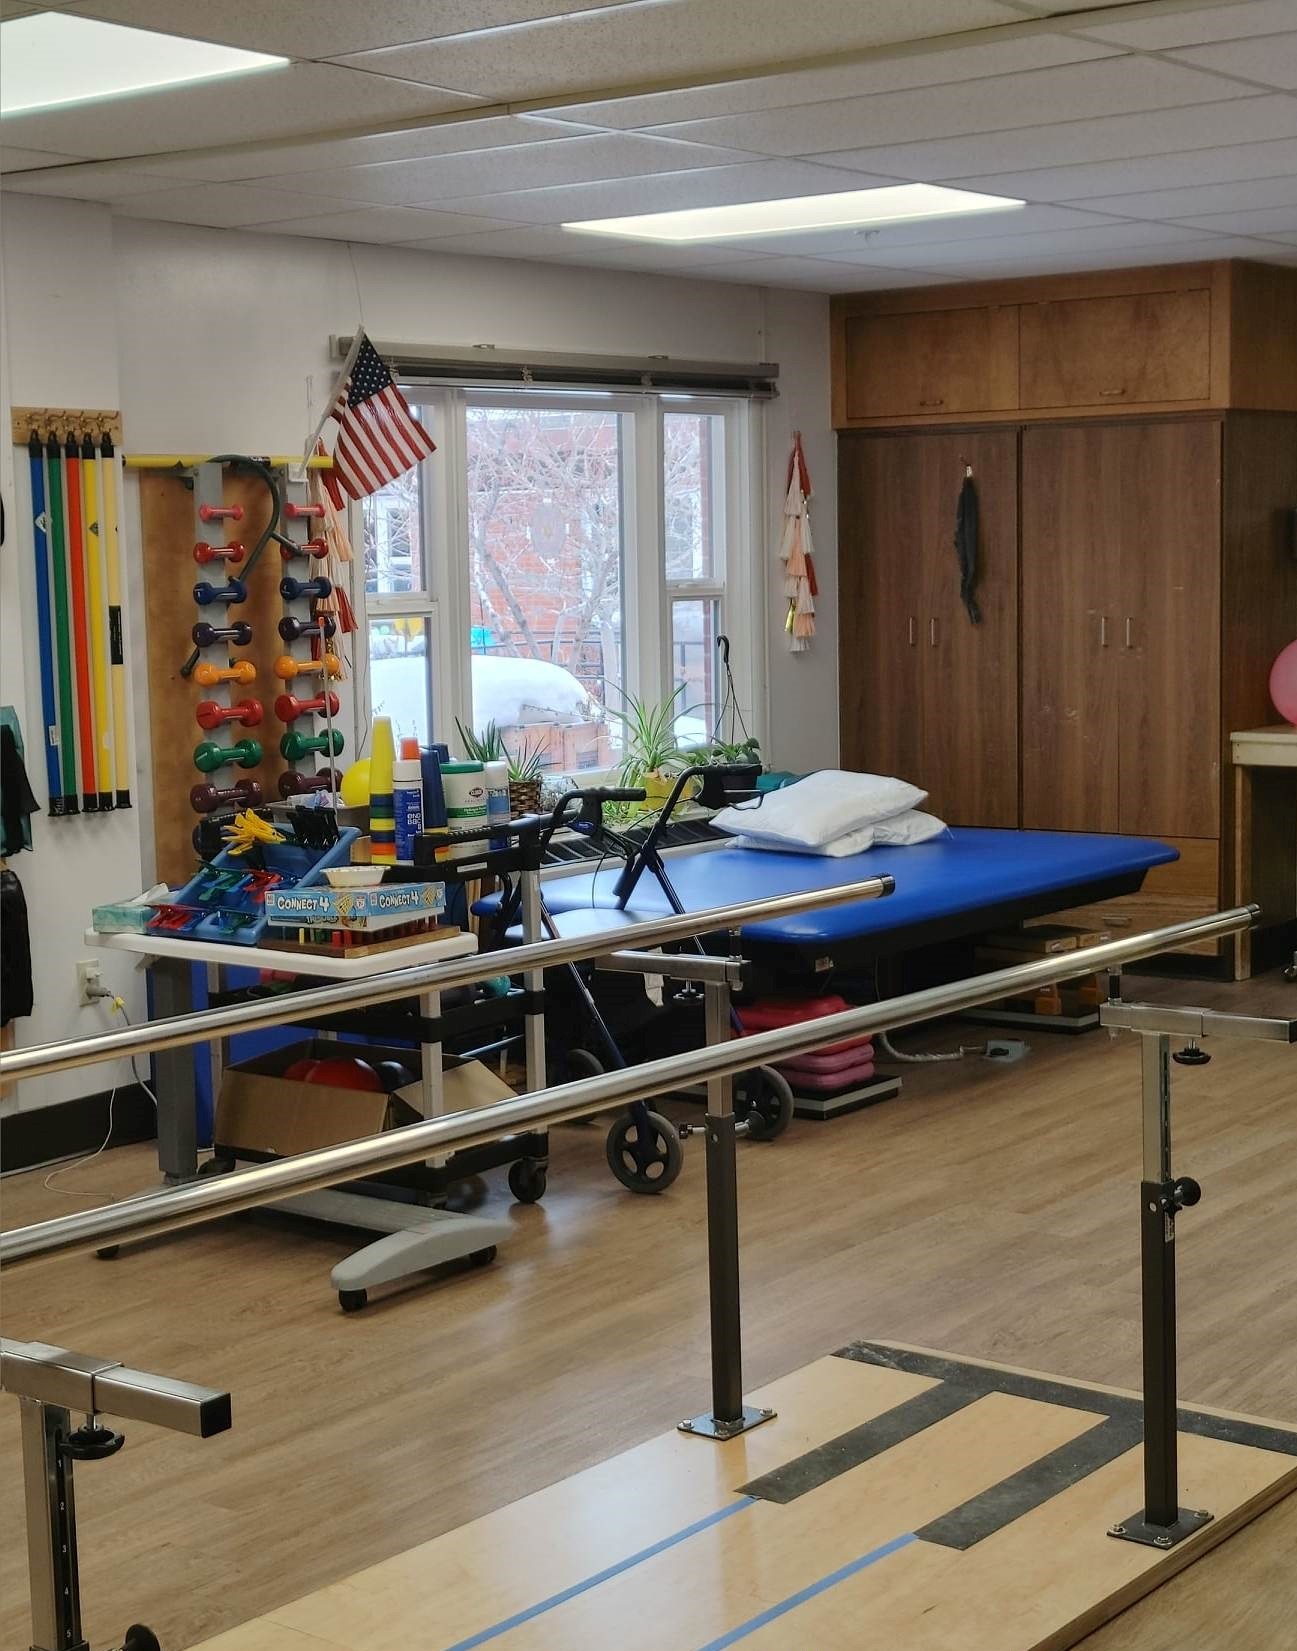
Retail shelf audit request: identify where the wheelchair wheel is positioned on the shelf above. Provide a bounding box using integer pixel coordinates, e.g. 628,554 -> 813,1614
736,1066 -> 794,1141
605,1109 -> 683,1194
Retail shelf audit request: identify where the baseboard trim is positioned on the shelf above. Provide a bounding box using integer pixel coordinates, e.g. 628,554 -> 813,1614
1,1084 -> 157,1174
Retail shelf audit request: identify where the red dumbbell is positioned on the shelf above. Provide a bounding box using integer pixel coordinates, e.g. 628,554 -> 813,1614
274,652 -> 341,682
278,768 -> 344,799
278,614 -> 337,642
279,537 -> 329,562
279,574 -> 333,602
198,502 -> 244,523
284,501 -> 325,520
195,697 -> 263,731
274,689 -> 341,724
193,540 -> 246,566
193,619 -> 253,649
190,777 -> 263,814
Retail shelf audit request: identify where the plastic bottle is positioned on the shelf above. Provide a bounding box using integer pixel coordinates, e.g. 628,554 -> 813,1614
420,744 -> 450,863
441,759 -> 487,859
484,758 -> 510,851
394,737 -> 424,864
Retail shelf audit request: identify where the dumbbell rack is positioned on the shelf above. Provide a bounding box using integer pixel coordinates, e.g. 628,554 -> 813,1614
273,494 -> 344,801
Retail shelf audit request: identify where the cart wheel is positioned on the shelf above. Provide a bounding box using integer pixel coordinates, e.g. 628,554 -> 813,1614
736,1066 -> 794,1141
469,1246 -> 497,1268
122,1627 -> 162,1651
508,1158 -> 548,1203
605,1110 -> 683,1194
338,1289 -> 368,1313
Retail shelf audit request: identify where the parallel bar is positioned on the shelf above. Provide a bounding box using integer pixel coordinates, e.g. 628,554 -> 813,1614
1142,1034 -> 1178,1526
0,878 -> 893,1083
1,1339 -> 232,1437
0,908 -> 1254,1271
1102,1001 -> 1297,1042
597,949 -> 745,985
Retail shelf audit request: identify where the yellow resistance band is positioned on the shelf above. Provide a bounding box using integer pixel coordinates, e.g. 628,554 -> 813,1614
100,437 -> 132,807
81,440 -> 114,806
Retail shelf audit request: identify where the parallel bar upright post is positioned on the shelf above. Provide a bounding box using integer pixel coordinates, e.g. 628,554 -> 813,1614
20,1398 -> 86,1651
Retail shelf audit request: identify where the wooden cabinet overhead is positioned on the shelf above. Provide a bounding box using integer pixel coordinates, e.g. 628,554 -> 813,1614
831,260 -> 1297,429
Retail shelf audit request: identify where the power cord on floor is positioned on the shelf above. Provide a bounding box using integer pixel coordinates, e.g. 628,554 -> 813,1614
42,989 -> 159,1196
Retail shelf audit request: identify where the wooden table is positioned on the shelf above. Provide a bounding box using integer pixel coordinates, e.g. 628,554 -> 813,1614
1231,726 -> 1297,978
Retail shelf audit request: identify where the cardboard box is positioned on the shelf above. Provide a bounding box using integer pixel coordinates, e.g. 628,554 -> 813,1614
215,1041 -> 515,1159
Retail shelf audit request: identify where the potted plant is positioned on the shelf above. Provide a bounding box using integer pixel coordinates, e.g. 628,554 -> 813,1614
608,684 -> 693,812
454,718 -> 506,764
506,733 -> 546,817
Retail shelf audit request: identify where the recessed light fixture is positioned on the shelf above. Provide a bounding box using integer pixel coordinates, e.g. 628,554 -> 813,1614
562,183 -> 1025,243
0,13 -> 286,116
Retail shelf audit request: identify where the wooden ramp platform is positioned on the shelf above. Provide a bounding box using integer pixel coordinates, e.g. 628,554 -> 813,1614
192,1343 -> 1297,1651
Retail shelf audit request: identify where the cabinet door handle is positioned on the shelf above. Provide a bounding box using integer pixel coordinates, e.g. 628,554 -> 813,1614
929,617 -> 938,647
1125,616 -> 1134,649
907,616 -> 917,647
1099,615 -> 1108,648
1099,387 -> 1126,398
918,398 -> 945,408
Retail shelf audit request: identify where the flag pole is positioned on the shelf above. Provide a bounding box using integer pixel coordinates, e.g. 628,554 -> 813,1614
296,332 -> 362,478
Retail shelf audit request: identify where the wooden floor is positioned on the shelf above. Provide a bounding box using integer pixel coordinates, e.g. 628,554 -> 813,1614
3,997 -> 1296,1649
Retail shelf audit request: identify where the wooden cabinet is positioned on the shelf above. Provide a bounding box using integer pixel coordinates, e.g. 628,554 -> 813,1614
840,429 -> 1018,828
842,307 -> 1017,422
1020,422 -> 1220,840
1019,289 -> 1211,410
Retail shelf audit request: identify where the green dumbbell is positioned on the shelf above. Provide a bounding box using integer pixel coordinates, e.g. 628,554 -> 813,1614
193,737 -> 263,773
280,727 -> 345,762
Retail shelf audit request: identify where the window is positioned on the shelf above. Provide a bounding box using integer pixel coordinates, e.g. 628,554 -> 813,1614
355,389 -> 755,778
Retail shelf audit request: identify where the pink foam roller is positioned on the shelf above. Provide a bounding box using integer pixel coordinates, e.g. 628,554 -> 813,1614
1270,640 -> 1297,726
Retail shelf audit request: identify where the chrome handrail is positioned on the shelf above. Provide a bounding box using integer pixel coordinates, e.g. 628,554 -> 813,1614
0,907 -> 1255,1270
0,877 -> 894,1083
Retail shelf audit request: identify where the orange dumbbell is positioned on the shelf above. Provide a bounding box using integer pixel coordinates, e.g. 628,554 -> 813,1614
274,652 -> 341,682
194,659 -> 257,688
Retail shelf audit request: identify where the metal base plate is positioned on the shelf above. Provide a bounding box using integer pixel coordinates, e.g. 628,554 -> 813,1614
678,1405 -> 776,1441
1108,1506 -> 1214,1550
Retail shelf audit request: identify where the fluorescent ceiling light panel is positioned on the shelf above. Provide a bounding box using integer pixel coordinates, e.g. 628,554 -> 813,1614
0,13 -> 286,115
563,183 -> 1026,243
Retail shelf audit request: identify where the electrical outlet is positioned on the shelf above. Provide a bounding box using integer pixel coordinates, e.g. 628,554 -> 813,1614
76,960 -> 102,1006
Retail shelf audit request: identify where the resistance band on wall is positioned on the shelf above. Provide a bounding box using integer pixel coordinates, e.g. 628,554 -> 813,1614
12,408 -> 131,820
26,435 -> 64,812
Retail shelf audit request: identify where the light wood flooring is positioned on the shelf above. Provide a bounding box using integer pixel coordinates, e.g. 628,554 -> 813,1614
2,998 -> 1296,1649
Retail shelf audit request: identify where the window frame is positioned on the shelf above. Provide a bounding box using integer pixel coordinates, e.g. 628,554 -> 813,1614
350,385 -> 761,777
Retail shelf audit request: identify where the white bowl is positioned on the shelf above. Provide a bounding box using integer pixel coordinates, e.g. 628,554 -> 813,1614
324,866 -> 384,889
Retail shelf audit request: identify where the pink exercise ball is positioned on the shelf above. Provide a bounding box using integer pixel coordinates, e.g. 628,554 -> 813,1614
1270,641 -> 1297,725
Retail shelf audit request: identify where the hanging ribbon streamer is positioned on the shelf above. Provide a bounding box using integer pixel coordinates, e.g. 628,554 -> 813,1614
100,435 -> 132,807
778,431 -> 817,655
45,434 -> 80,811
82,433 -> 115,807
27,434 -> 64,812
64,434 -> 98,810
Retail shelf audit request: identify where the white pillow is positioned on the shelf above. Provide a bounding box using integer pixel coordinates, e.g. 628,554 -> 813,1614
712,769 -> 926,849
871,809 -> 949,846
733,824 -> 875,857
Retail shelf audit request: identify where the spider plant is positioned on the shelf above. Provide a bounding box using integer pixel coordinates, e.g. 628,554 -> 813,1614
606,683 -> 693,787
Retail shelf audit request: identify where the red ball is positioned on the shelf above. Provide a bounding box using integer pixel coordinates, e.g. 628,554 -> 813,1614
286,1056 -> 381,1091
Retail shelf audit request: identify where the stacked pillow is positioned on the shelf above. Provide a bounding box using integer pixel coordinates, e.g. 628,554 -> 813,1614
712,769 -> 948,856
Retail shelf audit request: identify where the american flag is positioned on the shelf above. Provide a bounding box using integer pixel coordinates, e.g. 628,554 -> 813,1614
323,333 -> 436,506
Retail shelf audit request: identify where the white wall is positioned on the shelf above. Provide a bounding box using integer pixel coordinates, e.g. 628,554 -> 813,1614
0,194 -> 839,1111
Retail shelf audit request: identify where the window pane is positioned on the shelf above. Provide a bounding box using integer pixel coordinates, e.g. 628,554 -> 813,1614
362,417 -> 426,595
465,403 -> 625,773
367,616 -> 433,746
671,598 -> 719,746
664,411 -> 723,582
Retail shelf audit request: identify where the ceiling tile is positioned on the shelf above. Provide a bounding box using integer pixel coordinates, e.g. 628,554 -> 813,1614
112,115 -> 595,184
538,31 -> 1120,131
110,183 -> 378,228
0,62 -> 483,160
694,203 -> 1117,261
254,133 -> 758,208
1078,173 -> 1297,221
1168,32 -> 1297,92
400,222 -> 770,272
337,0 -> 1025,103
1078,1 -> 1297,50
0,145 -> 80,171
825,218 -> 1219,272
4,164 -> 194,199
644,57 -> 1256,160
946,136 -> 1297,203
0,2 -> 46,16
247,205 -> 530,244
820,94 -> 1297,183
432,159 -> 891,226
1171,203 -> 1297,234
63,1 -> 642,58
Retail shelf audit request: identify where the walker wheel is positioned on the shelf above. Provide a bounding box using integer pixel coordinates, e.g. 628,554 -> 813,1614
338,1289 -> 368,1313
508,1158 -> 548,1203
469,1246 -> 497,1267
122,1627 -> 162,1651
736,1066 -> 794,1141
605,1109 -> 683,1194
